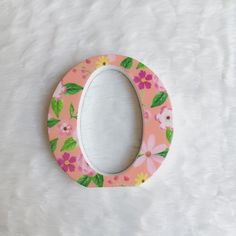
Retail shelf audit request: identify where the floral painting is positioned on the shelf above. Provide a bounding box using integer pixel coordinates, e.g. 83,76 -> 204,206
48,55 -> 173,187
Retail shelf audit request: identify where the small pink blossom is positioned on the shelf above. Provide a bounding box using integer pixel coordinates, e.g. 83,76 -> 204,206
114,176 -> 119,181
154,75 -> 165,91
53,82 -> 66,99
78,154 -> 96,176
133,135 -> 167,174
123,176 -> 130,181
134,70 -> 152,90
143,109 -> 152,120
58,122 -> 73,136
58,152 -> 76,172
155,107 -> 173,129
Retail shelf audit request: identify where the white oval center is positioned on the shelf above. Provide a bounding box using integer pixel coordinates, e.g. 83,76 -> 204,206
78,67 -> 143,175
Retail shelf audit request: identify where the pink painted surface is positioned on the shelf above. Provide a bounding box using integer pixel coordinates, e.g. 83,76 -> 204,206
47,55 -> 173,187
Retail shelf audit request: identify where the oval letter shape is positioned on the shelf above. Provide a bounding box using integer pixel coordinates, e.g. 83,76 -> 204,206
47,55 -> 173,188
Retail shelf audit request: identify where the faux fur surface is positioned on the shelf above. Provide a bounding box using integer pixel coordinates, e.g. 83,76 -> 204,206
0,0 -> 236,235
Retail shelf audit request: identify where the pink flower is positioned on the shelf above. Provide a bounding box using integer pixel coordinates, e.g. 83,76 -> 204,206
143,109 -> 152,120
78,154 -> 96,176
53,82 -> 66,99
58,152 -> 76,172
155,107 -> 173,129
154,75 -> 165,91
134,70 -> 152,89
133,135 -> 167,174
58,122 -> 72,136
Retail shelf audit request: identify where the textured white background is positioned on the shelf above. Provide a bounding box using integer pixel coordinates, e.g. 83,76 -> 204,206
0,0 -> 236,235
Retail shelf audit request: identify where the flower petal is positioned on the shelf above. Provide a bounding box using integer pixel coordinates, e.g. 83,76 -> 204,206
146,74 -> 152,80
139,70 -> 146,78
155,114 -> 160,121
68,164 -> 75,172
62,164 -> 68,172
69,156 -> 76,163
147,159 -> 156,174
141,142 -> 147,153
133,156 -> 146,167
160,123 -> 167,129
62,152 -> 70,160
152,156 -> 164,164
147,135 -> 156,150
57,159 -> 63,166
152,144 -> 167,154
144,82 -> 151,89
87,170 -> 96,176
138,82 -> 145,89
134,76 -> 140,83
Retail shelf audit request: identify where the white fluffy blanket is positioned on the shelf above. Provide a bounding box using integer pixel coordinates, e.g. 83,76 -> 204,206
0,0 -> 236,235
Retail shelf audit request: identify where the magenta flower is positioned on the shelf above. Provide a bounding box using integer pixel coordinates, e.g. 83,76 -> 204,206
134,70 -> 152,89
58,152 -> 76,172
133,135 -> 167,174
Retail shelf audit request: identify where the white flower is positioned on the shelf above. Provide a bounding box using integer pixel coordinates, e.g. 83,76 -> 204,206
133,135 -> 167,174
155,107 -> 173,129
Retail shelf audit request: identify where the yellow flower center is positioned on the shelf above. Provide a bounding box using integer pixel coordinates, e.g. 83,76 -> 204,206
141,78 -> 146,83
64,160 -> 70,165
145,151 -> 152,157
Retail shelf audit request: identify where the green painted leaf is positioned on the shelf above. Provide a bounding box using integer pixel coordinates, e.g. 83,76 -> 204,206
92,173 -> 104,187
64,83 -> 83,95
136,62 -> 145,69
51,98 -> 63,118
50,138 -> 58,152
151,92 -> 168,108
120,57 -> 133,69
69,104 -> 77,119
47,118 -> 60,128
77,175 -> 92,187
61,137 -> 77,151
157,148 -> 169,158
166,128 -> 173,143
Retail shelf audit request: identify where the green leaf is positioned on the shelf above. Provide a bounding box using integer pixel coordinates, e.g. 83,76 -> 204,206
51,98 -> 63,118
157,148 -> 169,158
120,57 -> 133,69
69,104 -> 77,119
61,137 -> 77,151
92,173 -> 104,187
47,118 -> 60,128
77,175 -> 92,187
166,128 -> 173,143
151,91 -> 168,108
136,62 -> 145,69
64,83 -> 83,95
50,138 -> 58,152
